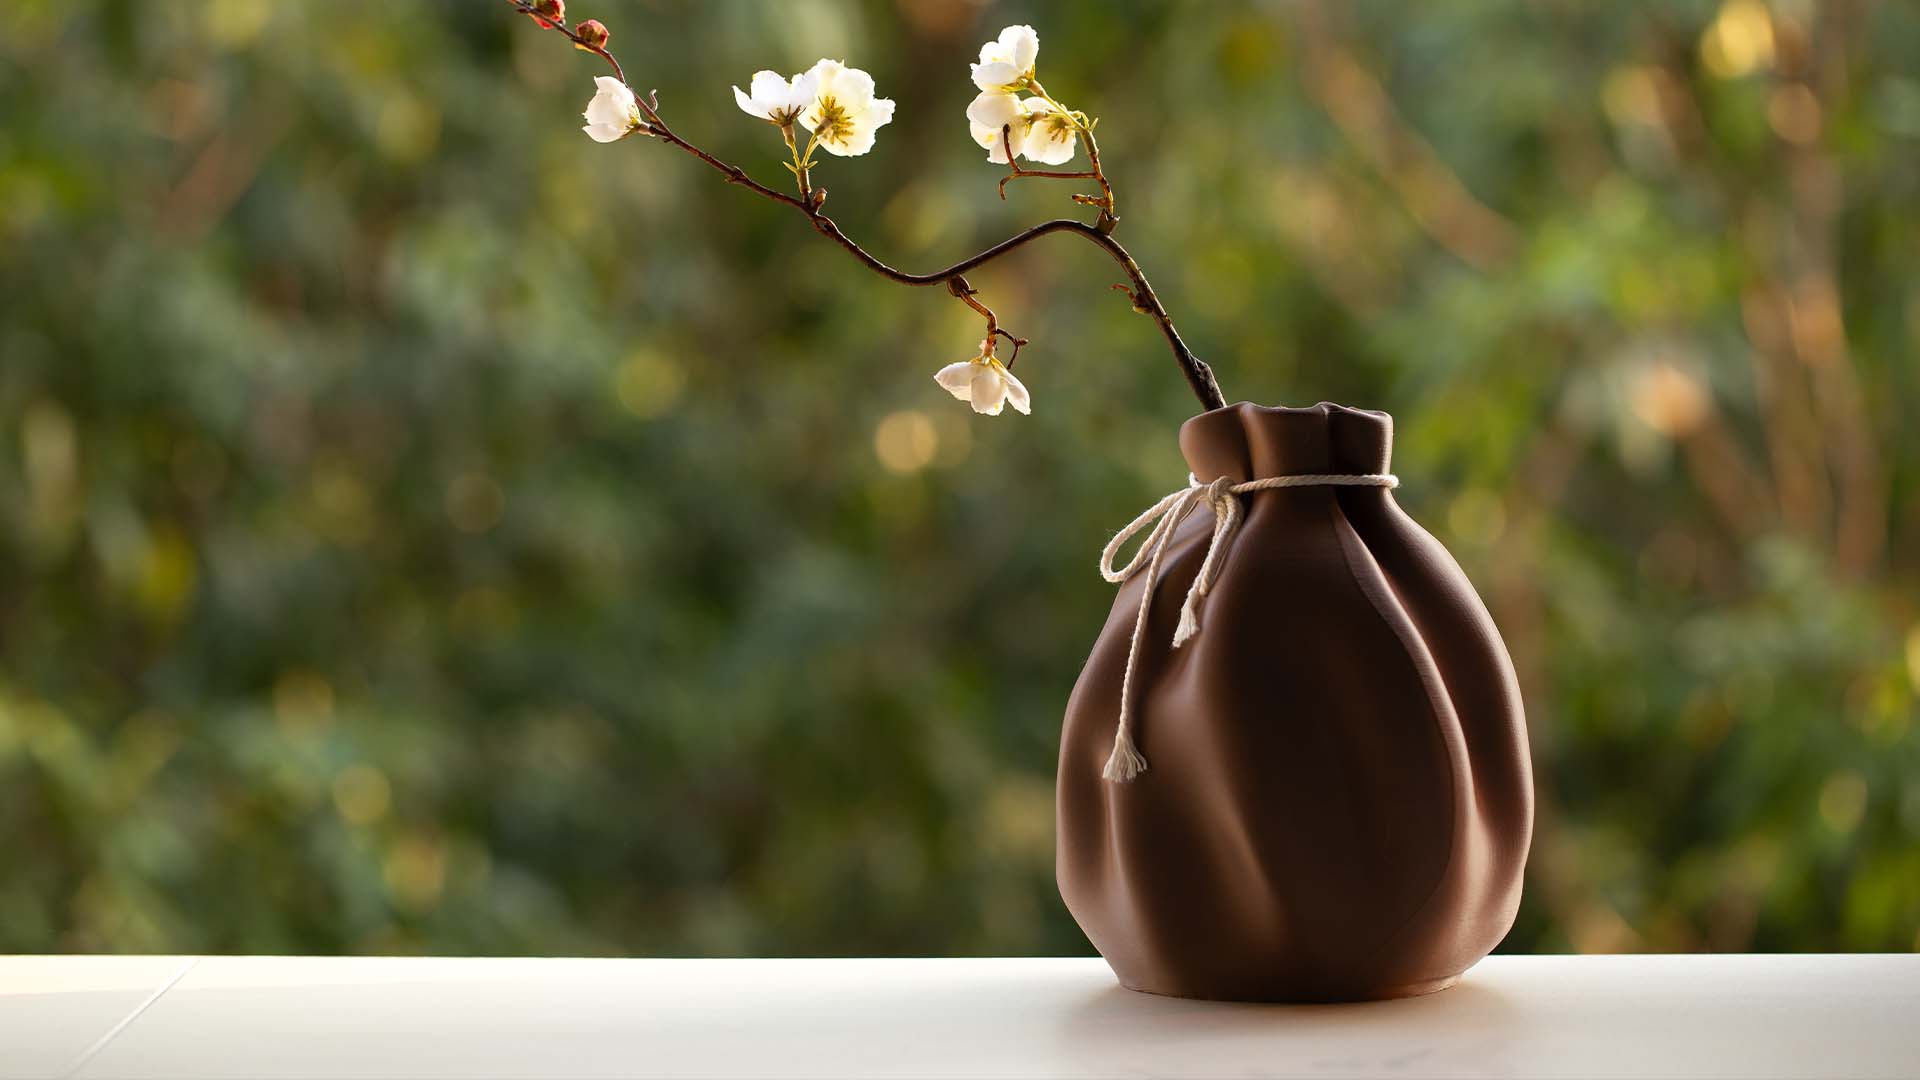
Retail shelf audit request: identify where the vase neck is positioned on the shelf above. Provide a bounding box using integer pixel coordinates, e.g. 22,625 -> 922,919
1178,402 -> 1394,483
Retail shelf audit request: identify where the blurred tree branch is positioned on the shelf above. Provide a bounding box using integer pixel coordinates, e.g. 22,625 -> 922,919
1294,0 -> 1521,270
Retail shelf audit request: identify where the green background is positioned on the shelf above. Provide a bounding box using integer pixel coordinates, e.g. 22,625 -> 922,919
2,0 -> 1916,957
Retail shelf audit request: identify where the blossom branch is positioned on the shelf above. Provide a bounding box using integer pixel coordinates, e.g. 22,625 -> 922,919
996,124 -> 1103,209
504,1 -> 1225,412
947,278 -> 1027,366
1027,78 -> 1117,229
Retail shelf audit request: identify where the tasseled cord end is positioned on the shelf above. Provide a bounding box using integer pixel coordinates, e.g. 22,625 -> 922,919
1171,602 -> 1200,649
1102,726 -> 1149,783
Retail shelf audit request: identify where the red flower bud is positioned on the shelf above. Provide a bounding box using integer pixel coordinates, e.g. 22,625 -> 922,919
526,0 -> 565,29
574,19 -> 610,50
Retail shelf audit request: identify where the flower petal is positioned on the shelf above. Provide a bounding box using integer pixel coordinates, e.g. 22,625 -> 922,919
933,362 -> 977,401
968,366 -> 1007,415
970,122 -> 1022,163
583,98 -> 619,126
1019,98 -> 1076,165
582,122 -> 627,143
967,92 -> 1027,161
1022,127 -> 1076,165
785,69 -> 820,112
748,70 -> 787,108
966,90 -> 1022,128
815,118 -> 870,155
585,78 -> 637,127
819,132 -> 871,156
836,65 -> 877,107
811,59 -> 875,108
970,60 -> 1021,92
802,59 -> 845,124
733,84 -> 769,120
999,25 -> 1039,72
1000,365 -> 1031,415
812,85 -> 893,157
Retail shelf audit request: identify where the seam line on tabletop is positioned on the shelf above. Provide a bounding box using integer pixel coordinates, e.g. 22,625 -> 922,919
57,956 -> 199,1080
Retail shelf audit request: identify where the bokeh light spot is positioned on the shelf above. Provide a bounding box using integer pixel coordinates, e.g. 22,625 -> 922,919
613,349 -> 685,418
135,524 -> 198,625
1768,84 -> 1822,144
205,0 -> 270,49
873,410 -> 939,474
383,834 -> 448,912
332,764 -> 393,826
1700,1 -> 1775,79
1629,361 -> 1710,438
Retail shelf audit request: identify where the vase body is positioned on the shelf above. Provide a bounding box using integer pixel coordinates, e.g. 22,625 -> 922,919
1056,402 -> 1533,1002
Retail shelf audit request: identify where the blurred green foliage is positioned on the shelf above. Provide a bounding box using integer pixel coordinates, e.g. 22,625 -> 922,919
1,0 -> 1916,958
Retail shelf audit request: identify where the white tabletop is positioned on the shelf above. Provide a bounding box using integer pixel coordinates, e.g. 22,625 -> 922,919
2,954 -> 1915,1079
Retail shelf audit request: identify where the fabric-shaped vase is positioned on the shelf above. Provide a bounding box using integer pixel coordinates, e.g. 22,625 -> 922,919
1056,402 -> 1534,1002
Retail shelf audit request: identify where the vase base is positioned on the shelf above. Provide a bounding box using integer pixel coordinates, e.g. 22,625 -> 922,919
1115,971 -> 1462,1004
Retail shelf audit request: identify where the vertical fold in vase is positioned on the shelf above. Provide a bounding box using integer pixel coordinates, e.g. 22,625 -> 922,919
1056,401 -> 1534,1002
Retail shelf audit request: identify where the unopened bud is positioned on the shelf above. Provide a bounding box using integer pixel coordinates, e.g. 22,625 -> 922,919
527,0 -> 565,29
574,19 -> 610,50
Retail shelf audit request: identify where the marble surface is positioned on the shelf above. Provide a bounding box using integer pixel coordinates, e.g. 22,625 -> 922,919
2,954 -> 1915,1079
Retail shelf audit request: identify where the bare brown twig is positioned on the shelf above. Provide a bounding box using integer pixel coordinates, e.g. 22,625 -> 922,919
502,0 -> 1225,411
997,160 -> 1101,202
995,123 -> 1114,233
947,279 -> 1027,365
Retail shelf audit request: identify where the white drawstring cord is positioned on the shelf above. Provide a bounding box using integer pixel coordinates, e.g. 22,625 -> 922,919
1094,471 -> 1400,782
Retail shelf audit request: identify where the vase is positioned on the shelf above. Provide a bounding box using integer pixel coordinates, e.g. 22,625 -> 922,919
1056,401 -> 1534,1002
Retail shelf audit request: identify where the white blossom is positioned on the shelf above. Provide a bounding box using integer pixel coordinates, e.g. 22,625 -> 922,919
966,92 -> 1029,164
799,59 -> 895,157
970,25 -> 1039,93
963,26 -> 1080,167
733,69 -> 818,127
581,76 -> 642,143
933,343 -> 1031,416
1020,96 -> 1078,165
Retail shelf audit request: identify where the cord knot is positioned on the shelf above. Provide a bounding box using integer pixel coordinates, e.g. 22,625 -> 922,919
1093,469 -> 1399,782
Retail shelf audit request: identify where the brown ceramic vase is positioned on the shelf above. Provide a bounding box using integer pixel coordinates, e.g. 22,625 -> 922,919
1056,402 -> 1534,1002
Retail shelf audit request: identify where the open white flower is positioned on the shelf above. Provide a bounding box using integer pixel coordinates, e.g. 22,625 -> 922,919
934,343 -> 1031,416
799,60 -> 895,157
733,69 -> 818,127
967,92 -> 1029,164
582,76 -> 642,143
1020,96 -> 1078,165
970,25 -> 1039,93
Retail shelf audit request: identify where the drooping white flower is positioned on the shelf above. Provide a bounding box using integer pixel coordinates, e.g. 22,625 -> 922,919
1019,96 -> 1078,165
582,76 -> 642,143
966,92 -> 1029,164
970,25 -> 1039,93
933,343 -> 1031,416
733,69 -> 819,127
799,59 -> 895,157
